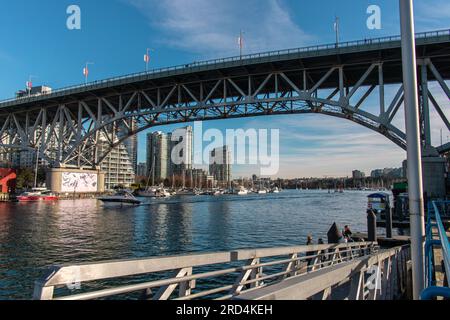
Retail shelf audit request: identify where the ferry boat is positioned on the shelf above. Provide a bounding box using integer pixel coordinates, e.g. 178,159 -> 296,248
17,188 -> 59,202
98,190 -> 141,206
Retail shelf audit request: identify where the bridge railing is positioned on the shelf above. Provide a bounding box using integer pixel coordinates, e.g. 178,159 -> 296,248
422,200 -> 450,300
1,29 -> 449,107
33,242 -> 378,300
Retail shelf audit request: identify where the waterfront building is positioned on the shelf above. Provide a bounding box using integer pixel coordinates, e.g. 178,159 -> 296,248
191,169 -> 209,189
352,170 -> 366,180
121,120 -> 138,173
136,163 -> 147,177
146,131 -> 170,183
371,168 -> 403,179
209,146 -> 232,186
98,130 -> 136,190
169,126 -> 193,177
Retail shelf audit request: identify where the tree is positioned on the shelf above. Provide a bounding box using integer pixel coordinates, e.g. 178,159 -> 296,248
16,168 -> 35,190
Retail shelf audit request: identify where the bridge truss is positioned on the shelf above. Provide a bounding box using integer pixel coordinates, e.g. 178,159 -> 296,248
0,33 -> 449,168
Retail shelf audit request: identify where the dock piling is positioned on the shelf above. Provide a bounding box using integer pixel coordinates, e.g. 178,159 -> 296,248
386,208 -> 393,239
367,210 -> 377,242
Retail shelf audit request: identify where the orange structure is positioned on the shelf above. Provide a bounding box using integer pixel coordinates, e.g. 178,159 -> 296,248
0,169 -> 16,193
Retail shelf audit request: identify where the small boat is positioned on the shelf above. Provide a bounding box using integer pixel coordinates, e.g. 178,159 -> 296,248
257,189 -> 268,194
271,187 -> 280,194
137,187 -> 171,198
234,187 -> 249,196
17,188 -> 59,202
99,191 -> 141,206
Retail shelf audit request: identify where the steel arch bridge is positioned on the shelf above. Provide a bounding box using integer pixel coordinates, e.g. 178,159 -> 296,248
1,30 -> 449,168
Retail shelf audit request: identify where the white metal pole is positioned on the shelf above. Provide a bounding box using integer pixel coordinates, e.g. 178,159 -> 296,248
399,0 -> 425,300
85,63 -> 88,84
335,16 -> 340,46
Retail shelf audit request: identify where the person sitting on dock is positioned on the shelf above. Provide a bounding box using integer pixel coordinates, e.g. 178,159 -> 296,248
343,225 -> 353,243
306,234 -> 314,269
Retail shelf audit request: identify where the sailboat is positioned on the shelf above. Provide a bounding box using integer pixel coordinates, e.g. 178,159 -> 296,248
137,153 -> 171,198
17,146 -> 59,202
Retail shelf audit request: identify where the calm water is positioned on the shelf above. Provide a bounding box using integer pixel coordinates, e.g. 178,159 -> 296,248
0,190 -> 373,300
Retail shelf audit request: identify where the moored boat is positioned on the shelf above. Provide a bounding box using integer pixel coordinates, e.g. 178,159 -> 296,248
137,187 -> 172,198
17,188 -> 59,202
234,186 -> 249,196
98,190 -> 141,205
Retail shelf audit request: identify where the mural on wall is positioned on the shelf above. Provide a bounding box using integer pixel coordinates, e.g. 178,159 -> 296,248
61,172 -> 98,193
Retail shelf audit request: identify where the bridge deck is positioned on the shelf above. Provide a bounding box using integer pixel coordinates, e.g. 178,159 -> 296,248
1,29 -> 449,113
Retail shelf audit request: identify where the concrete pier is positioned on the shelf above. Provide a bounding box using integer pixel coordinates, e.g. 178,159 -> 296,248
46,168 -> 105,194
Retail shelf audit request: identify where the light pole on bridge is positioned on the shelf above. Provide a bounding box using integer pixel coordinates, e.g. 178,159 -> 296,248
144,48 -> 154,72
238,30 -> 245,60
399,0 -> 426,300
83,62 -> 94,85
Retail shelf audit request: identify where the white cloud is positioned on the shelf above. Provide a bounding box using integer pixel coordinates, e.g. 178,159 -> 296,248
416,1 -> 450,30
229,114 -> 406,178
127,0 -> 449,178
126,0 -> 314,57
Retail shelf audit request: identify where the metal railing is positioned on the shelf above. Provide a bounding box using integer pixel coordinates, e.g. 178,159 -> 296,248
34,242 -> 378,300
422,201 -> 450,300
236,245 -> 411,300
1,29 -> 450,108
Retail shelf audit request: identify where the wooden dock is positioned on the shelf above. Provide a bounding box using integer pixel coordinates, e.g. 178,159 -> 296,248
352,232 -> 410,248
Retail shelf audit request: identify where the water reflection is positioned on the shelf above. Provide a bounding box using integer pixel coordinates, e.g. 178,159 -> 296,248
0,190 -> 375,299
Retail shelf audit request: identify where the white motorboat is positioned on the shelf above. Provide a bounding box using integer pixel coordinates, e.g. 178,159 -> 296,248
235,187 -> 249,196
271,187 -> 280,194
137,187 -> 172,198
99,191 -> 141,206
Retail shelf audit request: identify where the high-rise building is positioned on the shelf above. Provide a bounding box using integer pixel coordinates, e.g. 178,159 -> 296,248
209,146 -> 232,185
136,163 -> 147,177
169,126 -> 193,177
352,170 -> 366,180
146,131 -> 170,183
146,126 -> 194,185
114,119 -> 138,174
98,129 -> 136,190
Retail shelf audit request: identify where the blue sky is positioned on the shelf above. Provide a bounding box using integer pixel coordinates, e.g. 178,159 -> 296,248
0,0 -> 449,178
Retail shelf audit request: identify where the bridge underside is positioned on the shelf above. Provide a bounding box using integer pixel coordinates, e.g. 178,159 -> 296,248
0,33 -> 449,168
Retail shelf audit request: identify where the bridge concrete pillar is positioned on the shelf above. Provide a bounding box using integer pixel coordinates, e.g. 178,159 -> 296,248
46,168 -> 105,194
403,148 -> 447,199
